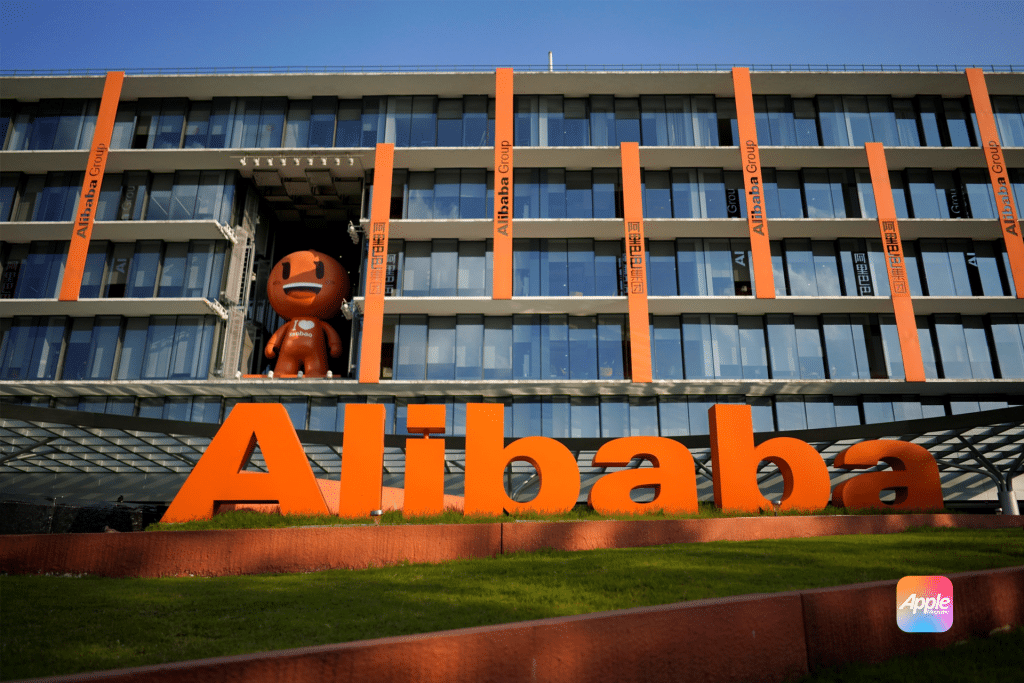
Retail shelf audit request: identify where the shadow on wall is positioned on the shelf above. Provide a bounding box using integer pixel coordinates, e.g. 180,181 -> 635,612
0,500 -> 167,534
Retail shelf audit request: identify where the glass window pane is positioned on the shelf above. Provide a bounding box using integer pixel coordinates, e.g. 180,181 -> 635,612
817,95 -> 850,146
893,99 -> 921,146
568,317 -> 597,379
933,314 -> 971,378
793,99 -> 819,145
86,315 -> 121,380
710,314 -> 741,378
454,314 -> 483,380
541,239 -> 568,296
563,98 -> 589,146
402,241 -> 431,296
513,238 -> 540,296
658,398 -> 689,436
567,238 -> 596,296
963,315 -> 994,379
738,316 -> 768,379
394,314 -> 427,380
457,241 -> 486,296
595,240 -> 621,295
429,239 -> 458,296
597,314 -> 626,379
795,316 -> 825,379
682,313 -> 712,378
483,316 -> 512,380
593,168 -> 618,218
565,170 -> 593,219
542,314 -> 569,379
426,316 -> 456,380
459,168 -> 486,218
540,168 -> 565,218
991,314 -> 1024,378
802,169 -> 834,218
125,241 -> 162,297
643,170 -> 671,218
141,316 -> 176,378
784,238 -> 818,296
647,241 -> 676,295
158,242 -> 188,297
615,98 -> 640,144
308,96 -> 337,147
651,316 -> 683,379
436,99 -> 463,147
409,96 -> 436,147
766,95 -> 796,146
676,238 -> 707,295
433,169 -> 460,220
284,100 -> 311,147
514,314 -> 543,380
867,96 -> 899,146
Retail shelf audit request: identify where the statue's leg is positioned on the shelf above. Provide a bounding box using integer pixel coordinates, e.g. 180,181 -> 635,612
274,353 -> 300,378
302,352 -> 329,378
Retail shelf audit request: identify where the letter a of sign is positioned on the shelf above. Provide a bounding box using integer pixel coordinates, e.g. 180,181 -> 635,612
160,404 -> 329,523
831,440 -> 943,511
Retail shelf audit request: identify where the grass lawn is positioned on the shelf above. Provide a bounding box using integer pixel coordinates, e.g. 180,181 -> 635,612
1,526 -> 1021,680
795,626 -> 1024,683
145,504 -> 950,531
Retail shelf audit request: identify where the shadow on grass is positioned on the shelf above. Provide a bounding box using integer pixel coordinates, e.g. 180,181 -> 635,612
145,503 -> 953,532
2,527 -> 1021,680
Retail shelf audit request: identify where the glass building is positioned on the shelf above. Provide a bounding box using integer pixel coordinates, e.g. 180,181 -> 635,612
1,66 -> 1022,511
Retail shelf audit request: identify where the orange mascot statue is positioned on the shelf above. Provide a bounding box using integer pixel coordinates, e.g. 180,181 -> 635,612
265,250 -> 350,378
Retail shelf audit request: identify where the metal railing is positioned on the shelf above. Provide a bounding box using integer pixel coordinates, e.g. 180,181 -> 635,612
2,63 -> 1022,77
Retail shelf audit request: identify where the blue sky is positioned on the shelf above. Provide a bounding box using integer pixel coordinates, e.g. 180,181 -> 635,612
1,0 -> 1022,73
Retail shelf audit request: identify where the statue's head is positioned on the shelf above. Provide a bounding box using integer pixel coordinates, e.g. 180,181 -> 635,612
267,250 -> 350,320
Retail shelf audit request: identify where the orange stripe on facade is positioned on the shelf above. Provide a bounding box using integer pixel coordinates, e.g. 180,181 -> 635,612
357,143 -> 395,383
492,68 -> 514,300
59,71 -> 124,301
965,68 -> 1024,298
619,142 -> 653,383
731,67 -> 776,299
864,143 -> 926,382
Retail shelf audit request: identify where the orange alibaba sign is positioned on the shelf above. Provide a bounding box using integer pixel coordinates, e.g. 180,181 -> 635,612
160,403 -> 944,523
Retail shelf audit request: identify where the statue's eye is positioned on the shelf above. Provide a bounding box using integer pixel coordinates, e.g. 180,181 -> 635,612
282,262 -> 290,279
315,261 -> 324,279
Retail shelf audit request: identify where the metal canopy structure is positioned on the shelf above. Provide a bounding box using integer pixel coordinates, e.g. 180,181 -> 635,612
2,402 -> 1022,512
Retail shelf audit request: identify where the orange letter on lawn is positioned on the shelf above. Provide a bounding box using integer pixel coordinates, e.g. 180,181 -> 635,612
337,404 -> 386,518
160,403 -> 329,523
831,440 -> 943,511
588,437 -> 698,515
403,404 -> 447,517
709,404 -> 830,513
464,403 -> 580,515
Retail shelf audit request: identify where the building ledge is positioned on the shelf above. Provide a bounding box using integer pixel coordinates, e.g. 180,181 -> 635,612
0,297 -> 229,319
0,377 -> 1020,400
0,219 -> 236,243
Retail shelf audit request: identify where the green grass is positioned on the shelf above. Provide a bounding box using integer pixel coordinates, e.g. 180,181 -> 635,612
795,626 -> 1024,683
145,503 -> 951,531
2,527 -> 1021,679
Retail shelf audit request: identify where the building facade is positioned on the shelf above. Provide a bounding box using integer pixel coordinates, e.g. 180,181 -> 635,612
1,66 -> 1023,511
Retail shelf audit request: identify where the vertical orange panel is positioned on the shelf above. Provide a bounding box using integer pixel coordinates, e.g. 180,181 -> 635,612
337,403 -> 386,518
966,68 -> 1024,297
731,67 -> 775,299
358,143 -> 395,383
619,142 -> 653,383
492,68 -> 514,300
404,405 -> 447,517
864,143 -> 926,382
59,71 -> 124,301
